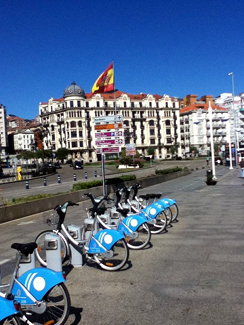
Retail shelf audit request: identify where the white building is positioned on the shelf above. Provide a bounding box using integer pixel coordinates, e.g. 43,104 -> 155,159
13,129 -> 35,152
39,82 -> 181,162
0,104 -> 8,155
180,96 -> 229,156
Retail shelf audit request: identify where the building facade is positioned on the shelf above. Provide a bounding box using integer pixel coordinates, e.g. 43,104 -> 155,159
0,104 -> 8,155
180,95 -> 228,156
38,82 -> 181,162
13,129 -> 35,152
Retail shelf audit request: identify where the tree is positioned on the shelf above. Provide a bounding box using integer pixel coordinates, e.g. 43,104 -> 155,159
56,148 -> 70,162
147,146 -> 155,156
18,151 -> 35,160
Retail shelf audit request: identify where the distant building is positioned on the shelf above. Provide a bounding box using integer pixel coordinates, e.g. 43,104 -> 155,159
38,82 -> 181,162
13,129 -> 35,152
180,95 -> 228,155
0,104 -> 8,155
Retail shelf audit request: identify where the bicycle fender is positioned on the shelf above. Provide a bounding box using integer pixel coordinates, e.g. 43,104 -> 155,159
142,203 -> 164,219
0,296 -> 18,321
154,201 -> 170,209
88,229 -> 125,253
119,215 -> 147,233
12,268 -> 65,304
159,198 -> 176,206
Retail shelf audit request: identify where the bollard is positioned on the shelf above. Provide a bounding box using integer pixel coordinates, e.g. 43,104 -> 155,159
67,225 -> 84,267
18,252 -> 36,277
95,170 -> 97,178
85,171 -> 87,179
73,173 -> 77,181
25,180 -> 29,190
43,177 -> 47,186
45,233 -> 62,272
58,174 -> 61,183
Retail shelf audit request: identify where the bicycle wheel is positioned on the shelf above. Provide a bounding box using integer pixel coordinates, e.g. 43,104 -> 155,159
95,238 -> 129,271
127,222 -> 151,250
149,211 -> 167,234
35,230 -> 69,267
171,203 -> 179,222
0,317 -> 21,325
22,283 -> 70,325
165,207 -> 173,226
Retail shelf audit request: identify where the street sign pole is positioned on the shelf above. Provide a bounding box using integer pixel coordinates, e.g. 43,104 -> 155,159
102,153 -> 106,196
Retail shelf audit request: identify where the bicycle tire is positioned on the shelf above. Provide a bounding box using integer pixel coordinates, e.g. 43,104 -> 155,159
127,222 -> 151,250
149,211 -> 167,234
171,203 -> 179,222
0,316 -> 21,325
35,230 -> 69,267
94,238 -> 129,271
165,207 -> 173,226
22,283 -> 71,325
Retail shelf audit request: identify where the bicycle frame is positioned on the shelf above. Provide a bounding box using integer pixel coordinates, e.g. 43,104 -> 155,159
0,294 -> 19,321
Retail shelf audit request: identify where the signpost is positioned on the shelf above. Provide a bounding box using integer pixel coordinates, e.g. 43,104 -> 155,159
94,115 -> 124,195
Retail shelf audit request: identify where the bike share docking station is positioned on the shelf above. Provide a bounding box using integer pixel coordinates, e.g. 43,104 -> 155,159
19,251 -> 36,277
67,225 -> 84,267
44,233 -> 63,272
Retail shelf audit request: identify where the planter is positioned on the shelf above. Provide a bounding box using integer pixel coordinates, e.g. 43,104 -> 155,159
205,180 -> 217,185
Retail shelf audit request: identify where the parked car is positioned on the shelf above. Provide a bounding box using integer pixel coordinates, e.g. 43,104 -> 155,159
73,161 -> 83,169
54,162 -> 62,169
66,159 -> 73,166
215,156 -> 223,165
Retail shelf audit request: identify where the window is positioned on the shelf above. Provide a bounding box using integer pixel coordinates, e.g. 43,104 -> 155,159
150,129 -> 155,135
96,101 -> 100,108
52,134 -> 55,141
124,120 -> 129,127
167,138 -> 172,144
149,102 -> 152,108
78,121 -> 82,127
166,128 -> 171,135
139,102 -> 142,108
51,125 -> 54,131
124,102 -> 127,108
166,102 -> 168,108
70,121 -> 76,128
150,139 -> 155,145
79,141 -> 83,147
71,131 -> 77,138
71,141 -> 77,148
79,131 -> 82,137
165,119 -> 170,126
86,102 -> 89,108
149,120 -> 154,126
70,101 -> 73,108
105,102 -> 108,107
131,102 -> 134,108
77,101 -> 81,107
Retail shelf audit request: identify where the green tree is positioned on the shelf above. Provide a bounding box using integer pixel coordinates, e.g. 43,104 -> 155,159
56,148 -> 70,161
119,155 -> 133,165
147,146 -> 155,156
18,151 -> 35,160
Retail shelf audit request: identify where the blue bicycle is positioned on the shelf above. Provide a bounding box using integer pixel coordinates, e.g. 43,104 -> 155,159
0,242 -> 70,325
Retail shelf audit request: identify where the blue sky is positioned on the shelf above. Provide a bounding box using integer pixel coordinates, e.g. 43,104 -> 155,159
1,0 -> 243,119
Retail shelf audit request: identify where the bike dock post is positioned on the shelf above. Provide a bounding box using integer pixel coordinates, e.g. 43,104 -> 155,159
58,174 -> 61,184
85,172 -> 87,179
45,233 -> 62,272
73,173 -> 77,181
19,252 -> 36,277
43,177 -> 47,186
95,170 -> 97,178
25,180 -> 29,190
67,225 -> 84,267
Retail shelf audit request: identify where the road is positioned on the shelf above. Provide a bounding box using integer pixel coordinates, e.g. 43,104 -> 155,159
1,164 -> 244,324
0,159 -> 206,202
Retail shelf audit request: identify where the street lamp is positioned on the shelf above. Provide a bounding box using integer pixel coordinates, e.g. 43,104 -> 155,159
228,72 -> 238,166
222,117 -> 233,169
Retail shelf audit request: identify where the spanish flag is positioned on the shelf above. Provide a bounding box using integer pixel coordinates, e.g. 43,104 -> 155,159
91,63 -> 114,95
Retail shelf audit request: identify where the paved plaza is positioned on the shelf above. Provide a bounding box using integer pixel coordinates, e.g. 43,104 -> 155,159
1,166 -> 244,324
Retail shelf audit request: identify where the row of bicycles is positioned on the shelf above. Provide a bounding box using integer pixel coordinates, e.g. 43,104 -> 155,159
0,183 -> 179,325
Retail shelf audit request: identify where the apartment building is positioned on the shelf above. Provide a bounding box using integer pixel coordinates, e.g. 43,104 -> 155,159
0,104 -> 8,155
180,95 -> 228,155
38,82 -> 181,162
13,129 -> 35,152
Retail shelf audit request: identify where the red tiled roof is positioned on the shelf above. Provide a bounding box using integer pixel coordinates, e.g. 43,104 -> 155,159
180,104 -> 227,114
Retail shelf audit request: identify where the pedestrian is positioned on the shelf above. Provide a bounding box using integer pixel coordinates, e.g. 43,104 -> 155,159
206,156 -> 209,166
239,158 -> 244,178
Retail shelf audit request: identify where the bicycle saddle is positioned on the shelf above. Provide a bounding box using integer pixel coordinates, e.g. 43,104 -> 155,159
116,208 -> 130,217
139,194 -> 150,200
11,242 -> 37,256
89,206 -> 107,215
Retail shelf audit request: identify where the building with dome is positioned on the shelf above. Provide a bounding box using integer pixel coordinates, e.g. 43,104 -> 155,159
38,82 -> 181,162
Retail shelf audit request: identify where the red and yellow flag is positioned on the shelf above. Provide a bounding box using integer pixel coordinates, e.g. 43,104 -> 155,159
91,63 -> 114,95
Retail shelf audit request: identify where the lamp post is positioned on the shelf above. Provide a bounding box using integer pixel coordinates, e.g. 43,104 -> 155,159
222,117 -> 233,169
228,72 -> 238,166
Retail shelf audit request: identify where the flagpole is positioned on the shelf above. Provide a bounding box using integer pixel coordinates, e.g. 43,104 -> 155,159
113,60 -> 117,115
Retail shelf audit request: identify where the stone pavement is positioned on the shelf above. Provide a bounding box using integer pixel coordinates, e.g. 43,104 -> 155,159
1,166 -> 244,324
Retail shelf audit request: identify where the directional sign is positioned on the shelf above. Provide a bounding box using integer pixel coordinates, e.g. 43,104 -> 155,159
96,147 -> 121,154
95,123 -> 122,130
96,138 -> 124,146
95,131 -> 123,138
94,115 -> 123,124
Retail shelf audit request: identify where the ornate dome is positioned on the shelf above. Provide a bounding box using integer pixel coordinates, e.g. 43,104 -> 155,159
63,82 -> 86,98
